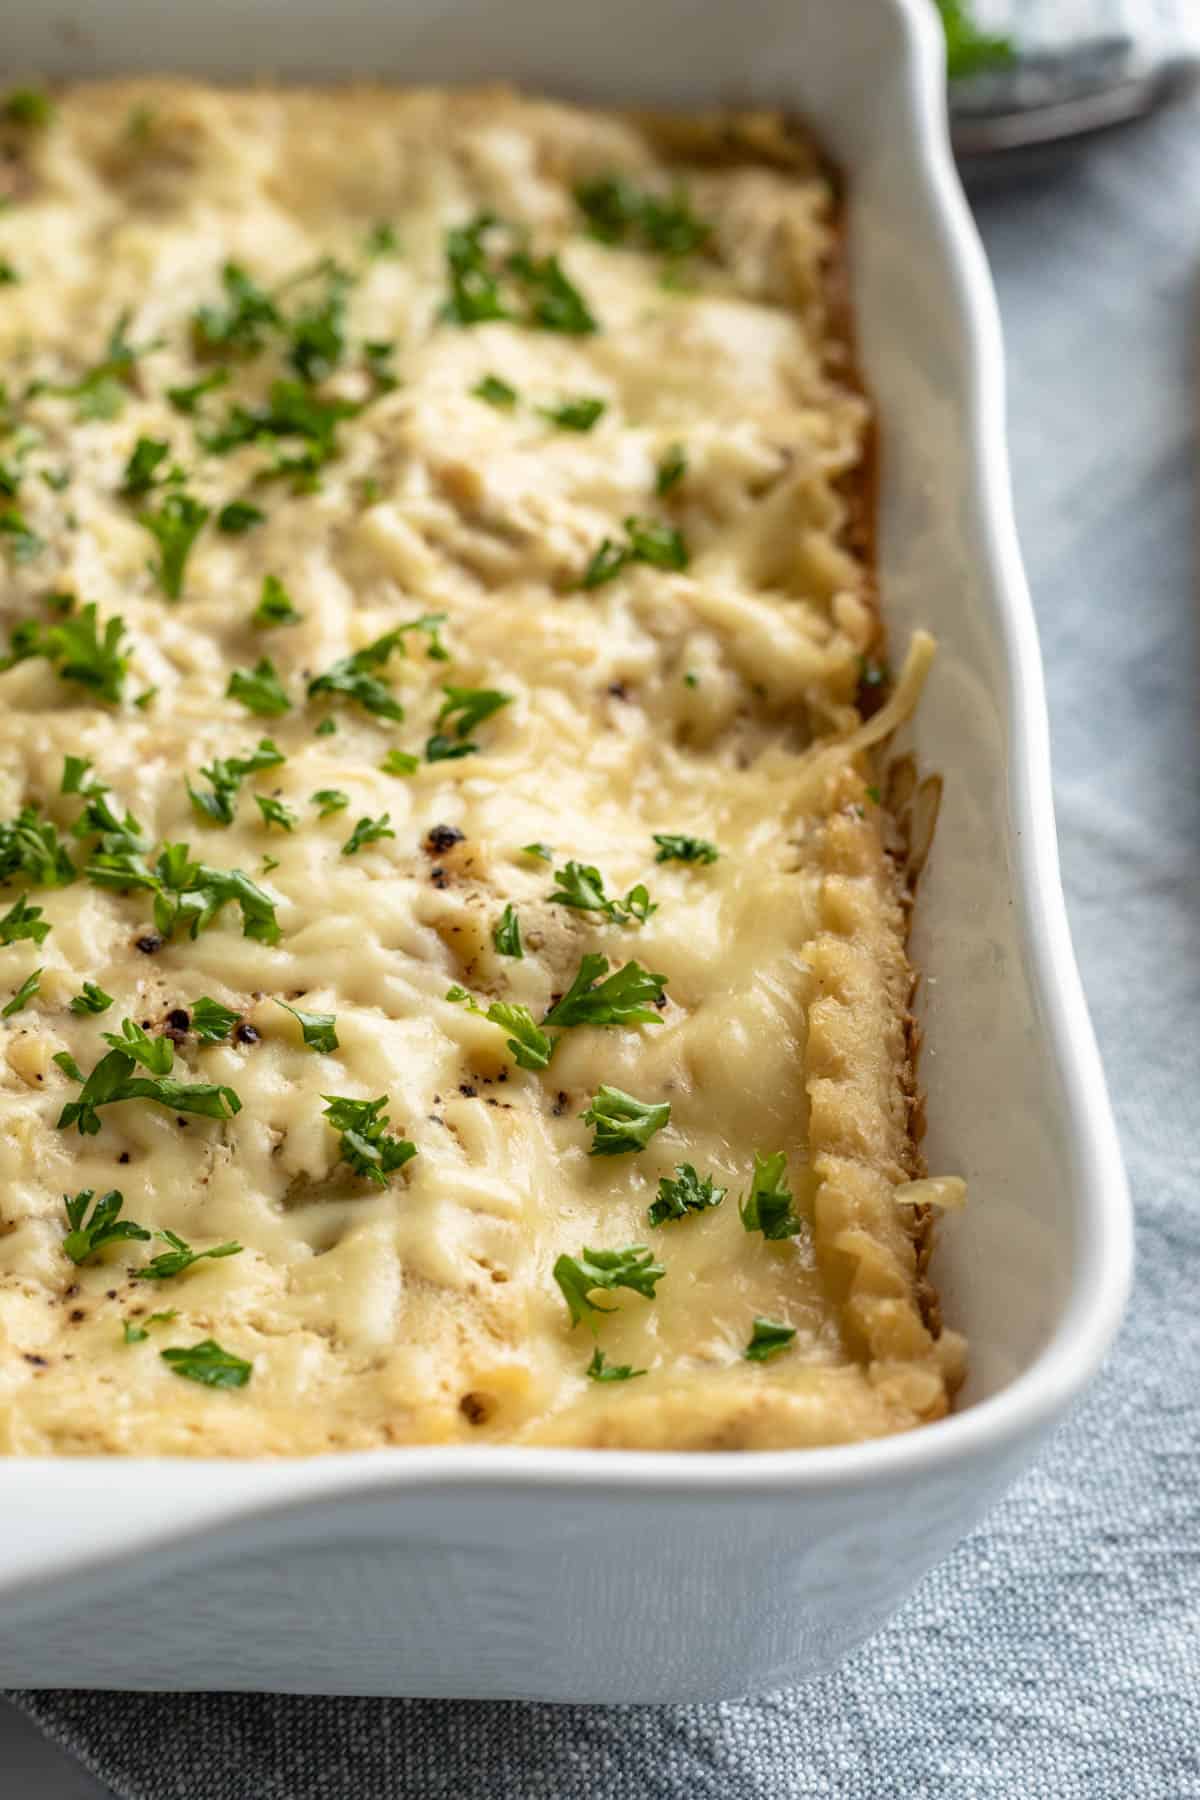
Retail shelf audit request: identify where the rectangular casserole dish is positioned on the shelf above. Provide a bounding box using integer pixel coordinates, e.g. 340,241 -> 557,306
0,0 -> 1131,1701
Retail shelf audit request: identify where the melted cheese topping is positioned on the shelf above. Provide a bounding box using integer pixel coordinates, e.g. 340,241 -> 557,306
0,83 -> 963,1454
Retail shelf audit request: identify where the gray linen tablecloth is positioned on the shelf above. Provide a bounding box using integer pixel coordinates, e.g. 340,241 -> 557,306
5,83 -> 1199,1800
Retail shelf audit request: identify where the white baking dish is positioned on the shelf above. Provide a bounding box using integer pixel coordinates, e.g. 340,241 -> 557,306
0,0 -> 1131,1701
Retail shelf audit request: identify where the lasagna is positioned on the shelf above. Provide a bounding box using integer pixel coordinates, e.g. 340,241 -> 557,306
0,81 -> 964,1454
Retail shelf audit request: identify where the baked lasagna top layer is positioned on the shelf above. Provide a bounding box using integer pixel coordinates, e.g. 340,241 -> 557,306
0,81 -> 963,1455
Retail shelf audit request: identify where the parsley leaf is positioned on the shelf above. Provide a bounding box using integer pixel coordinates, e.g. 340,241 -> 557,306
440,214 -> 598,334
521,842 -> 553,862
433,684 -> 512,753
738,1151 -> 802,1240
365,221 -> 400,258
575,176 -> 711,260
380,750 -> 419,777
936,0 -> 1016,79
251,573 -> 300,627
586,1346 -> 646,1382
543,954 -> 667,1029
15,603 -> 130,703
166,369 -> 229,414
191,996 -> 240,1042
227,658 -> 290,716
0,894 -> 50,945
123,1310 -> 177,1345
62,1188 -> 151,1264
307,616 -> 447,720
744,1317 -> 797,1363
134,1229 -> 243,1282
188,739 -> 285,826
121,436 -> 170,497
493,902 -> 522,958
472,374 -> 518,409
0,807 -> 75,888
549,860 -> 656,926
69,981 -> 115,1016
192,262 -> 281,358
508,250 -> 598,335
582,1085 -> 670,1156
342,813 -> 393,856
539,395 -> 605,432
217,499 -> 266,534
581,516 -> 688,588
445,986 -> 555,1071
656,443 -> 687,495
4,88 -> 55,129
56,1032 -> 243,1136
322,1093 -> 416,1185
648,1163 -> 726,1227
161,1338 -> 252,1389
100,1015 -> 172,1074
553,1244 -> 665,1329
140,490 -> 210,599
276,999 -> 338,1052
0,508 -> 44,563
285,260 -> 353,384
255,794 -> 296,832
652,833 -> 718,864
2,968 -> 40,1016
150,850 -> 281,946
441,213 -> 513,325
311,789 -> 349,817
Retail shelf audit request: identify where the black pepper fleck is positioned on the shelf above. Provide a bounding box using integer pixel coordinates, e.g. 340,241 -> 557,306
425,824 -> 465,855
136,932 -> 164,955
234,1023 -> 260,1045
552,1091 -> 569,1117
430,867 -> 449,889
166,1007 -> 191,1035
23,1353 -> 49,1368
68,1308 -> 85,1323
118,1151 -> 130,1165
458,1083 -> 477,1098
607,680 -> 629,701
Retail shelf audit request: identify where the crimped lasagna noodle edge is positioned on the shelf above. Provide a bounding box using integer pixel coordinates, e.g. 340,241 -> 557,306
0,81 -> 965,1454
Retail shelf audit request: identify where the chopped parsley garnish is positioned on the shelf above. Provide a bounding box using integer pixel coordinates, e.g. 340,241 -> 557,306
581,516 -> 688,588
0,508 -> 44,563
652,833 -> 718,865
201,379 -> 359,482
41,467 -> 71,492
314,717 -> 337,737
342,813 -> 393,856
161,1338 -> 252,1389
56,1024 -> 243,1136
472,374 -> 518,409
0,806 -> 76,888
0,895 -> 50,946
100,1015 -> 173,1074
0,260 -> 18,286
379,750 -> 419,777
121,436 -> 171,497
192,262 -> 280,359
255,794 -> 297,832
166,369 -> 229,415
440,213 -> 598,334
2,968 -> 40,1016
322,1094 -> 416,1185
123,1310 -> 176,1345
936,0 -> 1016,79
575,175 -> 712,260
147,850 -> 281,946
217,499 -> 266,534
285,262 -> 353,385
4,88 -> 55,129
493,902 -> 522,959
738,1151 -> 802,1240
543,954 -> 667,1029
553,1244 -> 665,1330
744,1317 -> 797,1363
648,1163 -> 727,1227
4,602 -> 130,704
62,1188 -> 151,1264
134,1229 -> 243,1282
140,490 -> 210,599
276,999 -> 338,1053
188,739 -> 285,826
311,788 -> 349,817
446,986 -> 555,1071
539,395 -> 605,432
582,1085 -> 670,1156
191,996 -> 240,1042
251,574 -> 300,628
307,615 -> 447,720
549,860 -> 656,926
683,671 -> 698,689
656,444 -> 687,495
43,311 -> 161,420
365,221 -> 400,258
586,1347 -> 646,1382
69,981 -> 115,1016
427,684 -> 511,760
227,657 -> 290,716
521,842 -> 553,862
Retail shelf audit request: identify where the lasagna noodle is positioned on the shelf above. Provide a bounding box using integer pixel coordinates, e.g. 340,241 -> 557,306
0,82 -> 964,1454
